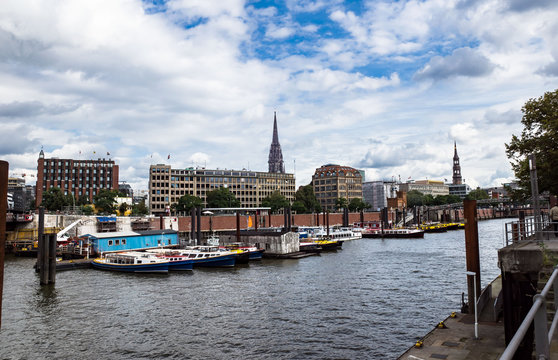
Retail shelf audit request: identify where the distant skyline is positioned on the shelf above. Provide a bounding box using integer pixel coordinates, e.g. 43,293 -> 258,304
2,0 -> 558,192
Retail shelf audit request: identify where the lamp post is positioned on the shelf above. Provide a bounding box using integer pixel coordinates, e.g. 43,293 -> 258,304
466,271 -> 478,339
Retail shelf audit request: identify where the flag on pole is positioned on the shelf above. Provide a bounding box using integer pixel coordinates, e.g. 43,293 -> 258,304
107,152 -> 110,156
168,154 -> 170,160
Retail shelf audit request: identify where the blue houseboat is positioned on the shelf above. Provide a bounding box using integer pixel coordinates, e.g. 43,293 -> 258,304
83,230 -> 179,255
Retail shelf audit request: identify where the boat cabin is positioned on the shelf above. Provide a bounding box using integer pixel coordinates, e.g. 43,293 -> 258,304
83,229 -> 179,255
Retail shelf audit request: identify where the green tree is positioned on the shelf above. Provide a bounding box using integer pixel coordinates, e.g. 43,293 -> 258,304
291,200 -> 306,214
335,197 -> 348,211
466,188 -> 489,200
506,89 -> 558,199
294,184 -> 321,213
132,200 -> 149,215
41,187 -> 69,211
81,205 -> 94,215
444,194 -> 462,204
171,194 -> 203,215
93,189 -> 119,214
406,190 -> 425,208
206,187 -> 240,208
65,194 -> 76,208
118,202 -> 129,216
77,195 -> 90,206
348,198 -> 369,212
262,191 -> 290,214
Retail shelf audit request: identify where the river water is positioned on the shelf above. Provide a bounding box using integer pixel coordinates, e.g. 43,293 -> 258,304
0,218 -> 510,359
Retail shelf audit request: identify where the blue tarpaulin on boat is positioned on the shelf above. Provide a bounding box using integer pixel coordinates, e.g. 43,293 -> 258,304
97,216 -> 116,222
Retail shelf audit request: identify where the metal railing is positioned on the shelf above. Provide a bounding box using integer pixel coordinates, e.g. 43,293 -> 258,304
504,215 -> 553,245
500,266 -> 558,360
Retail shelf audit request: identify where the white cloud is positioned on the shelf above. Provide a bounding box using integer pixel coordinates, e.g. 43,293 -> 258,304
1,0 -> 558,194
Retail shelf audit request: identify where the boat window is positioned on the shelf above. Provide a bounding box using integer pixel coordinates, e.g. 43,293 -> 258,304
115,239 -> 120,245
108,240 -> 113,246
137,260 -> 142,264
122,239 -> 126,245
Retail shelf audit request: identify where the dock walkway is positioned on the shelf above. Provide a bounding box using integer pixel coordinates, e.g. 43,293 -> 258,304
398,312 -> 505,360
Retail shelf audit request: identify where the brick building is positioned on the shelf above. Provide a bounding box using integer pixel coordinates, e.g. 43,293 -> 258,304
312,164 -> 363,212
35,150 -> 119,207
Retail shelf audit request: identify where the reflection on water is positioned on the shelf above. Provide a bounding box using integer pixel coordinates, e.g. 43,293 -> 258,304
0,219 -> 510,359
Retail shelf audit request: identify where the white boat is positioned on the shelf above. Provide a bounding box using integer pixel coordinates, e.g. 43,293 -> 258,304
92,251 -> 170,273
311,227 -> 362,241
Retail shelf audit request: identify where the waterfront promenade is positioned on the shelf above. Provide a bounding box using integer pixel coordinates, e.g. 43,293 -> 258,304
399,312 -> 506,360
400,229 -> 558,360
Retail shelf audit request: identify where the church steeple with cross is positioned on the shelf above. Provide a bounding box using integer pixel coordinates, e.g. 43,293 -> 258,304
268,112 -> 285,174
452,141 -> 462,185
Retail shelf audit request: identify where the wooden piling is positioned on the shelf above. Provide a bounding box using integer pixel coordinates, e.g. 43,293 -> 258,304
48,233 -> 57,284
326,211 -> 330,238
0,160 -> 8,329
37,207 -> 44,273
236,212 -> 240,242
464,199 -> 481,314
40,230 -> 49,285
288,207 -> 292,231
196,207 -> 201,244
38,206 -> 49,285
190,208 -> 195,243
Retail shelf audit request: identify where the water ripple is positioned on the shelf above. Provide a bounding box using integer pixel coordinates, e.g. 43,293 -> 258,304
0,219 -> 508,359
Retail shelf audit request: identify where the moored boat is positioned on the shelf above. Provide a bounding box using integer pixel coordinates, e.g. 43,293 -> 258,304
178,246 -> 237,267
147,250 -> 194,271
222,243 -> 265,261
361,228 -> 425,239
92,251 -> 170,273
299,241 -> 322,253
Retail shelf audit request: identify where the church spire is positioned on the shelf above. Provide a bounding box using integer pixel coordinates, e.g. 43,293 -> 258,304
268,112 -> 285,173
452,141 -> 462,185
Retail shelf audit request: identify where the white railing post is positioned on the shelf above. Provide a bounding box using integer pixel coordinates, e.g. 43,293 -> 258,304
534,294 -> 550,359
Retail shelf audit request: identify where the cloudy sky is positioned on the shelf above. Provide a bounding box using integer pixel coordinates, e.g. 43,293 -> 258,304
2,0 -> 558,192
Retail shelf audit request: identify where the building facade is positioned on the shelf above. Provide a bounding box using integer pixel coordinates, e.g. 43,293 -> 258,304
449,183 -> 471,199
362,180 -> 399,211
399,180 -> 449,197
148,165 -> 296,215
8,177 -> 34,212
312,164 -> 363,212
36,150 -> 119,207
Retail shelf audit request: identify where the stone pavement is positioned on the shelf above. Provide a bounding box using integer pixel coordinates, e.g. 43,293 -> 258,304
398,312 -> 505,360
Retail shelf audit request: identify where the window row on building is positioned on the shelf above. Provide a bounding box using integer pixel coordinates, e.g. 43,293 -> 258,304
36,151 -> 119,206
149,165 -> 296,216
312,164 -> 364,212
